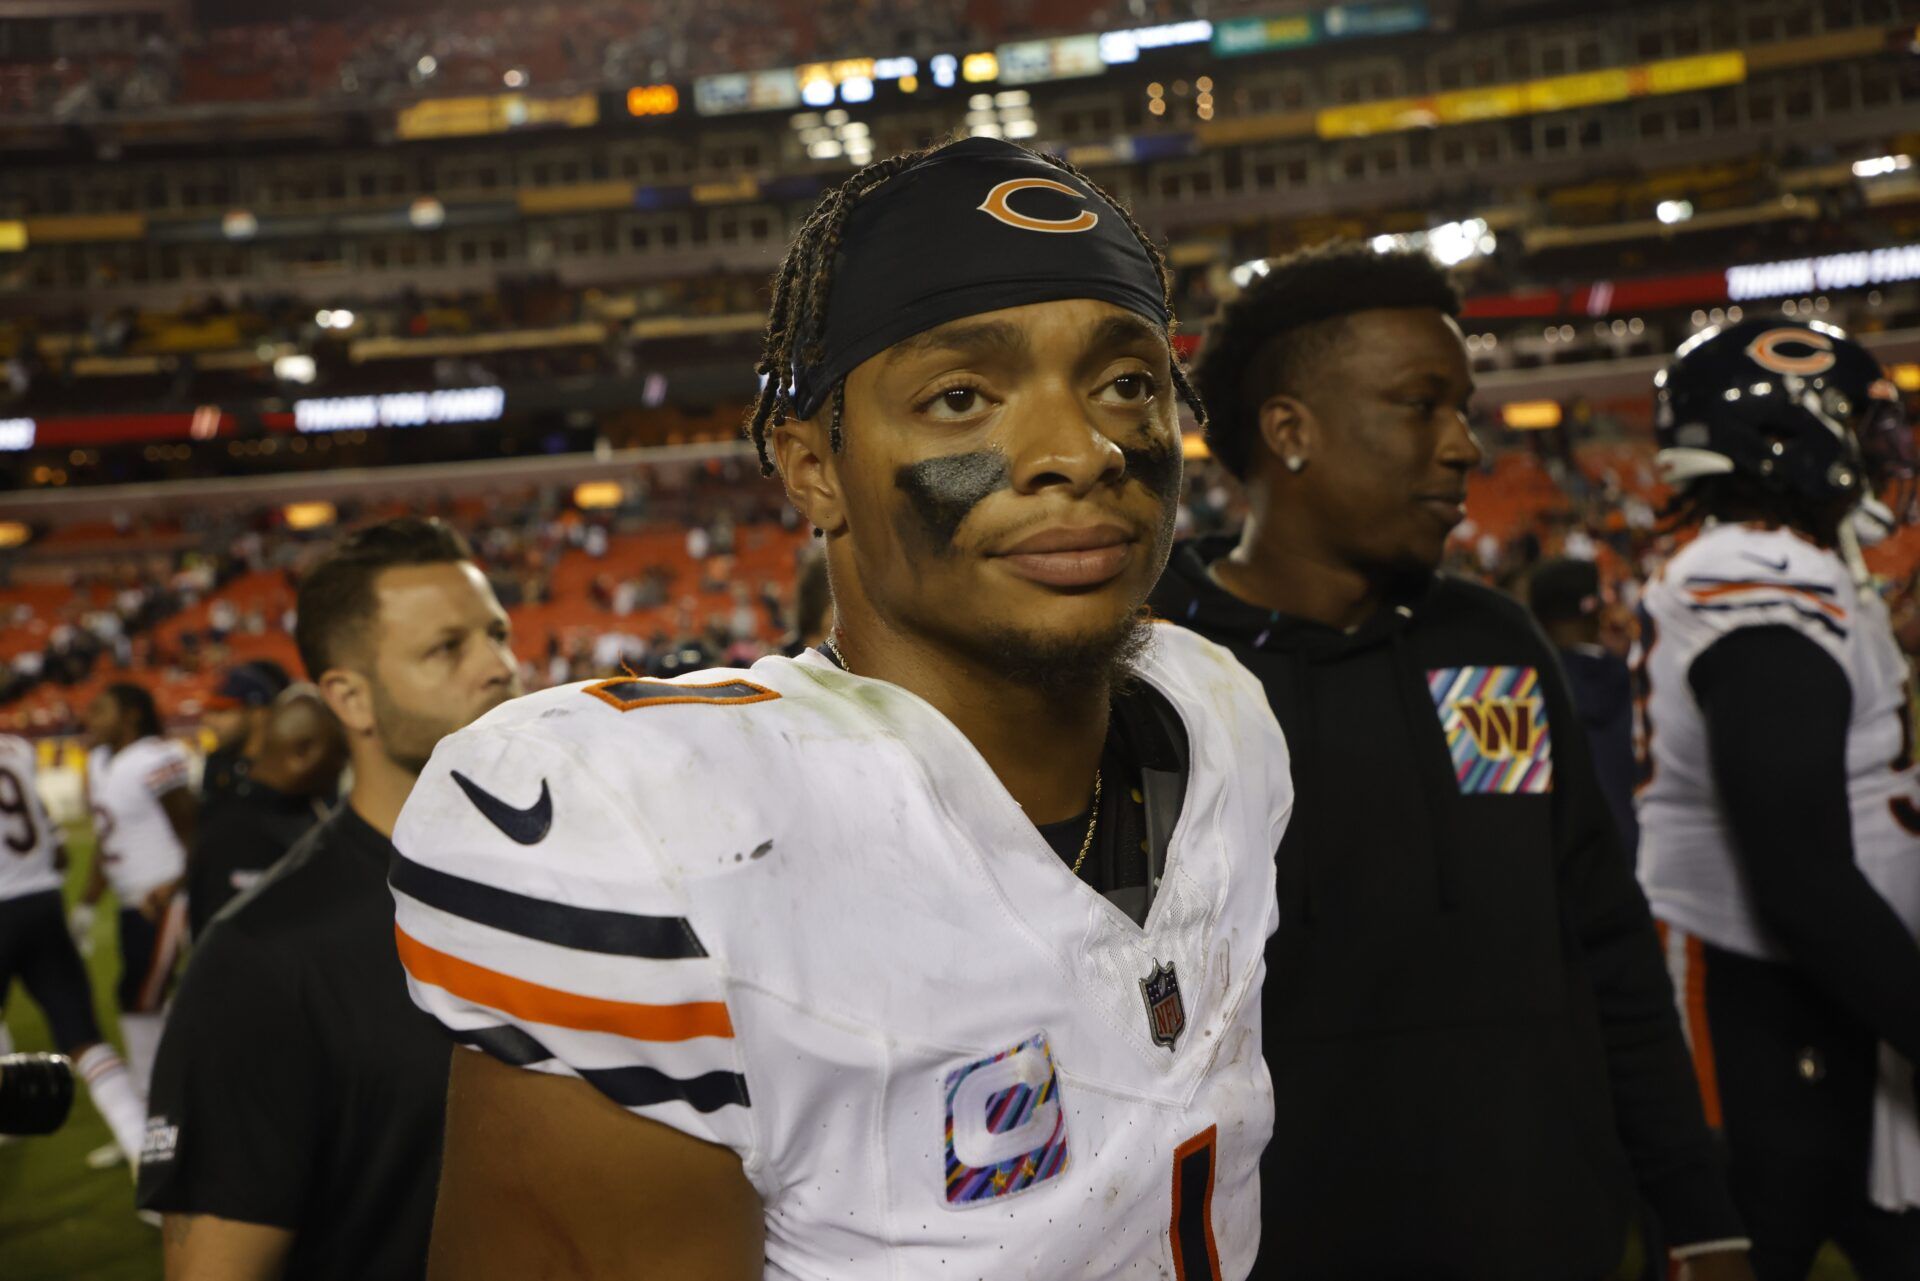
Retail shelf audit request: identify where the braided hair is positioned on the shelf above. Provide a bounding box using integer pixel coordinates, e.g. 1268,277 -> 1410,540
745,143 -> 1206,475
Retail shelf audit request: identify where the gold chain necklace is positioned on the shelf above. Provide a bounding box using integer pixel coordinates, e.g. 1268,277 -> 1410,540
1069,770 -> 1102,878
822,633 -> 849,671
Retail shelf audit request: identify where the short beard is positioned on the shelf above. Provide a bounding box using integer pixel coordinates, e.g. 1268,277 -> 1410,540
972,613 -> 1154,701
369,677 -> 511,776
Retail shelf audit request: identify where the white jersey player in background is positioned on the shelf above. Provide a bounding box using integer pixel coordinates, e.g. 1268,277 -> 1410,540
394,137 -> 1292,1278
77,681 -> 195,1147
1637,318 -> 1920,1278
0,733 -> 149,1165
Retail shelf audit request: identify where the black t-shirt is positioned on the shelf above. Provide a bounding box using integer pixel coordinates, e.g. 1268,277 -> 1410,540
138,804 -> 449,1281
186,780 -> 329,939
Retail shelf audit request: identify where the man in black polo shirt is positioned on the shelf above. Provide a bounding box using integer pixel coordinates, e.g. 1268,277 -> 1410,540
138,518 -> 521,1280
1149,242 -> 1752,1280
184,685 -> 344,939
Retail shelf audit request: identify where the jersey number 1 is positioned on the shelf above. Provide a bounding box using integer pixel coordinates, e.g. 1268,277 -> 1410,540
1171,1125 -> 1222,1281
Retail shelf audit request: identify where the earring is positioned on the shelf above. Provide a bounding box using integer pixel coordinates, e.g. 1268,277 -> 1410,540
1284,456 -> 1306,474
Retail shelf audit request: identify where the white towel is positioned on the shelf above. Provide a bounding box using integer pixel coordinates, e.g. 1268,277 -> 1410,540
1870,1041 -> 1920,1212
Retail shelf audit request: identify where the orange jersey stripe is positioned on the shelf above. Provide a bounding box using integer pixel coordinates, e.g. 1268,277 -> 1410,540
394,924 -> 734,1042
1682,932 -> 1723,1129
1684,580 -> 1845,619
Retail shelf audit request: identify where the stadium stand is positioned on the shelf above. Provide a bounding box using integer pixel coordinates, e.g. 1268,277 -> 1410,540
2,0 -> 1919,1272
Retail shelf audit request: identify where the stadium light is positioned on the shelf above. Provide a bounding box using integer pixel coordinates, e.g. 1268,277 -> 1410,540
574,481 -> 624,510
1656,200 -> 1694,225
627,84 -> 680,117
503,69 -> 527,88
1369,219 -> 1493,267
1502,401 -> 1563,430
931,54 -> 958,88
800,79 -> 835,107
1229,258 -> 1270,289
416,55 -> 437,78
282,502 -> 338,531
962,53 -> 999,83
1427,218 -> 1493,267
274,354 -> 318,385
221,210 -> 258,241
1852,154 -> 1912,179
839,76 -> 874,104
0,418 -> 34,451
0,522 -> 28,548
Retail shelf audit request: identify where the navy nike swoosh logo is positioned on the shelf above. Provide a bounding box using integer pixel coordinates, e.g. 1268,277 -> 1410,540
1740,552 -> 1790,573
451,771 -> 552,845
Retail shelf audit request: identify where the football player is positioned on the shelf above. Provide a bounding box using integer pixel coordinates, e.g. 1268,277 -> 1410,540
76,682 -> 195,1115
393,137 -> 1292,1279
0,732 -> 149,1164
1638,317 -> 1920,1278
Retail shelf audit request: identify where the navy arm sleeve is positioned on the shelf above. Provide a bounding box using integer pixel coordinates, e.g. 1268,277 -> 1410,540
1691,624 -> 1920,1065
1544,640 -> 1745,1249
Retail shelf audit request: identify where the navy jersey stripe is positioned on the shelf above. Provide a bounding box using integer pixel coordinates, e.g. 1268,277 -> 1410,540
1685,600 -> 1849,641
1682,575 -> 1838,596
451,1023 -> 552,1066
390,852 -> 708,959
450,1023 -> 750,1112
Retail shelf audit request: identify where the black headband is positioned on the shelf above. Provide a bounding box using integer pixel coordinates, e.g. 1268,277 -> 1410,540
788,137 -> 1170,421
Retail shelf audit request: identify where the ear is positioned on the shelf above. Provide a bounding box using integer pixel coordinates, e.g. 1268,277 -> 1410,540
1256,393 -> 1316,475
772,414 -> 849,537
317,668 -> 376,741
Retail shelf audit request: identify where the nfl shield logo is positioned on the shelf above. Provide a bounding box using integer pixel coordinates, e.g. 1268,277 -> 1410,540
1139,960 -> 1185,1050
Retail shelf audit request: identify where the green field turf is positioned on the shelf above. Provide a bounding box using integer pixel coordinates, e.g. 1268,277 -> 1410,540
0,829 -> 1866,1279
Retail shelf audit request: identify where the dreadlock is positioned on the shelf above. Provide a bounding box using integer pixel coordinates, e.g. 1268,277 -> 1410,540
745,143 -> 1206,476
1659,473 -> 1845,547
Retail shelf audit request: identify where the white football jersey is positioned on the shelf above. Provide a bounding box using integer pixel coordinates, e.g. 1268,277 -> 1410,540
87,737 -> 191,904
1637,522 -> 1920,958
394,625 -> 1291,1281
0,734 -> 62,901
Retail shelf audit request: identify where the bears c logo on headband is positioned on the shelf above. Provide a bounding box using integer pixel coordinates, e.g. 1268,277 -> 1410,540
977,178 -> 1099,234
1745,328 -> 1838,377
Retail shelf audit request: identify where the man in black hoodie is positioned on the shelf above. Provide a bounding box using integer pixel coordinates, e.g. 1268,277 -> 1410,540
1149,242 -> 1752,1280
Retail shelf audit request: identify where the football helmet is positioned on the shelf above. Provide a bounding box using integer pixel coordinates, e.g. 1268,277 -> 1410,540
1654,318 -> 1911,534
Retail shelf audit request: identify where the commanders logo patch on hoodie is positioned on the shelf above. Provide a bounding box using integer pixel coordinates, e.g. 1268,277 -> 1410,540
1428,666 -> 1554,795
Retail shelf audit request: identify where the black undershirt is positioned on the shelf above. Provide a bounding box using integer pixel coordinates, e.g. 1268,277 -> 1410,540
1034,729 -> 1155,923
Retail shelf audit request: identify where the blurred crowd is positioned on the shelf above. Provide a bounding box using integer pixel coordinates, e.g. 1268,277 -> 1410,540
5,0 -> 1039,118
